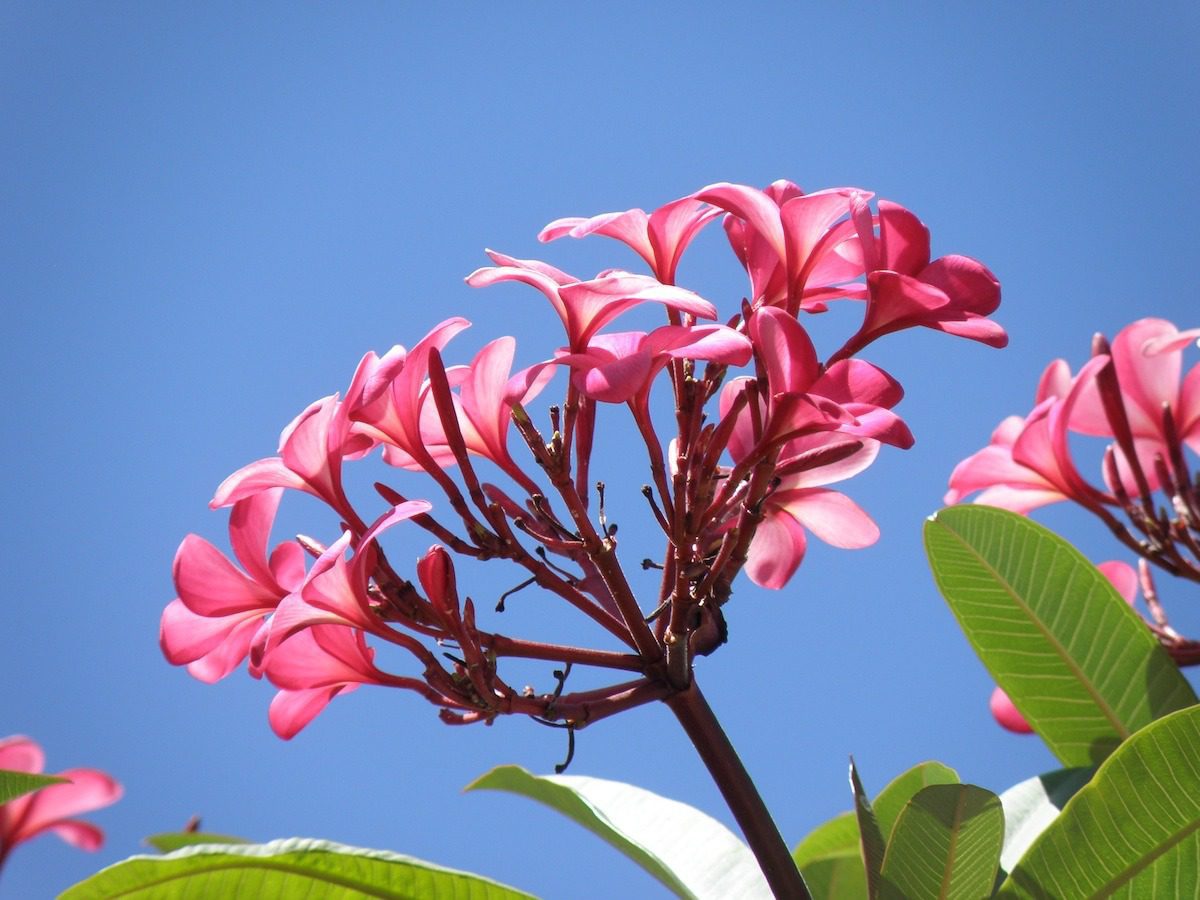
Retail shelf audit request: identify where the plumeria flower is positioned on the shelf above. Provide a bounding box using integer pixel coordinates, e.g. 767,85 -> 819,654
696,180 -> 866,314
161,488 -> 305,683
466,250 -> 718,349
740,436 -> 882,589
945,355 -> 1112,512
249,501 -> 433,667
724,307 -> 913,452
0,737 -> 121,869
539,196 -> 720,285
1070,318 -> 1200,492
831,197 -> 1004,361
557,324 -> 752,405
344,317 -> 471,474
401,336 -> 556,490
263,625 -> 403,739
990,561 -> 1139,734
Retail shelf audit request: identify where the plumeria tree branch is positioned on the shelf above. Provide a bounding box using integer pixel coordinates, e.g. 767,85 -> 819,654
164,178 -> 1005,893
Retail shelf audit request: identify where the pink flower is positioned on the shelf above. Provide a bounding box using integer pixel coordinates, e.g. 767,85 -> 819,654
990,561 -> 1138,734
0,736 -> 121,868
945,355 -> 1112,513
262,625 -> 397,740
725,307 -> 913,452
695,180 -> 867,314
466,251 -> 718,349
249,501 -> 432,666
407,336 -> 555,486
557,324 -> 752,405
833,198 -> 1005,359
1070,318 -> 1200,492
343,317 -> 471,474
539,197 -> 720,284
741,437 -> 882,589
161,488 -> 305,683
211,394 -> 356,522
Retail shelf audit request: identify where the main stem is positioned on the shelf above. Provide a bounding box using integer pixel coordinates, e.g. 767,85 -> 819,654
667,680 -> 811,900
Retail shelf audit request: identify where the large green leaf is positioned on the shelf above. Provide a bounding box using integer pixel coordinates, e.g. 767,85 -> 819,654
999,705 -> 1200,898
924,505 -> 1196,765
878,785 -> 1004,900
466,765 -> 769,900
142,831 -> 251,853
60,837 -> 535,899
0,768 -> 67,805
997,767 -> 1093,876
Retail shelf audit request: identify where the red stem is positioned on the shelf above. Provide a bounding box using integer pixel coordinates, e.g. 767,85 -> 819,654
667,680 -> 810,900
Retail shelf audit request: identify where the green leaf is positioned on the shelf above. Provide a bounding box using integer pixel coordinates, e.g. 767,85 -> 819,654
999,705 -> 1200,898
793,811 -> 860,868
466,765 -> 770,900
873,762 -> 960,842
802,853 -> 869,900
60,837 -> 535,899
996,767 -> 1093,876
879,785 -> 1004,900
924,505 -> 1196,766
793,762 -> 959,864
143,832 -> 251,853
849,759 -> 885,899
0,768 -> 68,805
794,762 -> 960,899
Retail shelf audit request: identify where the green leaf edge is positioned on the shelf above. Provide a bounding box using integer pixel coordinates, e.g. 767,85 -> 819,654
142,831 -> 251,853
924,505 -> 1196,766
59,836 -> 537,900
998,705 -> 1200,897
467,764 -> 707,900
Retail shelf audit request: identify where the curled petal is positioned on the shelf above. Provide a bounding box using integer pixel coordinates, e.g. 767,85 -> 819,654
211,458 -> 305,509
268,685 -> 356,740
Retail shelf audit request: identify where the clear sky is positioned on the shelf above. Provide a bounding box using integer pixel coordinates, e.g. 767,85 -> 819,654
3,4 -> 1198,897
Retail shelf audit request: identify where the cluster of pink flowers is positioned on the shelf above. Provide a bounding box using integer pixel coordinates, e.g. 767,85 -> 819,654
163,179 -> 1003,740
946,318 -> 1200,731
0,736 -> 121,871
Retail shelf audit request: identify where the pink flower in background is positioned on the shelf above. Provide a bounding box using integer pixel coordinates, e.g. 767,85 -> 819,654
945,355 -> 1112,512
1070,318 -> 1200,493
0,736 -> 121,868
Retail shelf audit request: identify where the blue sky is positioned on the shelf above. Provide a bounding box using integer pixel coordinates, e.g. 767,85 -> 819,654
3,4 -> 1198,897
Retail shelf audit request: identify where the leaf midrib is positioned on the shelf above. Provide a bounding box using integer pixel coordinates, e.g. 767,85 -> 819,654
934,516 -> 1129,741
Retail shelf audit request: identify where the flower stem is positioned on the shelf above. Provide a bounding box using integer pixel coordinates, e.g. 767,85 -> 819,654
666,680 -> 811,900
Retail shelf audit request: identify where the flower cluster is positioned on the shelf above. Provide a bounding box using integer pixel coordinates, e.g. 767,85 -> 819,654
0,736 -> 121,871
163,179 -> 1003,740
946,318 -> 1200,729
